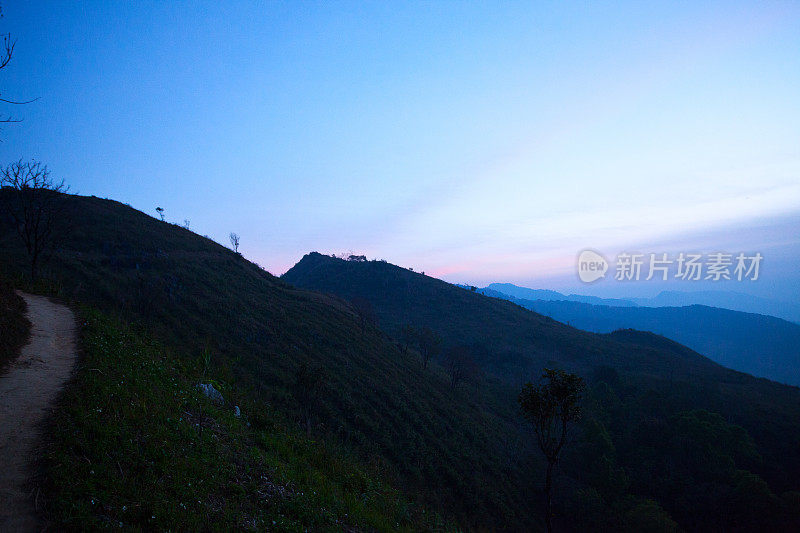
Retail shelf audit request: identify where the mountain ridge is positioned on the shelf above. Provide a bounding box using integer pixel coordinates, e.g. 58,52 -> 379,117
486,282 -> 800,323
477,287 -> 800,386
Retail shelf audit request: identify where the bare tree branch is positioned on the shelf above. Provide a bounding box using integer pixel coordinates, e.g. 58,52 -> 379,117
0,159 -> 70,280
0,33 -> 16,71
0,96 -> 39,105
0,11 -> 37,134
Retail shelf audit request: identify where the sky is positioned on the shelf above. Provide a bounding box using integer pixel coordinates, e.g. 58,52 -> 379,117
1,1 -> 799,299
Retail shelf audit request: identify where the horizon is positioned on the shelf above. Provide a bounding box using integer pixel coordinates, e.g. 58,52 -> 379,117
1,1 -> 798,300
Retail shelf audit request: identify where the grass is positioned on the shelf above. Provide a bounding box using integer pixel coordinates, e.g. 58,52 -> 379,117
0,192 -> 541,530
5,192 -> 800,530
0,276 -> 30,371
43,308 -> 450,531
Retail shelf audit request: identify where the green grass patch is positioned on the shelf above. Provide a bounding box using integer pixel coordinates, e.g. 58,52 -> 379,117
44,309 -> 450,532
0,193 -> 533,529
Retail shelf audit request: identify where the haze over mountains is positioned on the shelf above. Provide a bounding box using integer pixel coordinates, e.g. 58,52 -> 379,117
486,283 -> 800,323
481,283 -> 800,386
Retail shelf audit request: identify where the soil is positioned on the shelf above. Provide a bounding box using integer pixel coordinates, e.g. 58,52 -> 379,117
0,292 -> 77,532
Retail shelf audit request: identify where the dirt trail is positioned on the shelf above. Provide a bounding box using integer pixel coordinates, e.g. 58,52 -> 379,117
0,292 -> 77,532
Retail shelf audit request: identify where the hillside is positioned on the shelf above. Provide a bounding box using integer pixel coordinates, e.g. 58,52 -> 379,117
284,254 -> 757,385
4,192 -> 800,530
0,192 -> 532,530
486,295 -> 800,386
43,309 -> 446,531
284,252 -> 800,531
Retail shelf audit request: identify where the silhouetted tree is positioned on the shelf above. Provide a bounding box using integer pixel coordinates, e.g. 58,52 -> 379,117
416,326 -> 441,369
399,324 -> 415,355
444,344 -> 479,389
229,232 -> 240,253
1,159 -> 69,280
465,342 -> 488,389
292,360 -> 325,435
155,206 -> 165,221
183,219 -> 190,230
351,296 -> 376,334
519,368 -> 585,533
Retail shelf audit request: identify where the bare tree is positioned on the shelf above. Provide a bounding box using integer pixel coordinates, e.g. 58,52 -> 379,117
229,232 -> 240,253
416,326 -> 441,369
0,160 -> 69,280
398,324 -> 415,355
155,206 -> 165,221
182,219 -> 190,230
351,296 -> 376,334
444,344 -> 479,389
0,6 -> 37,131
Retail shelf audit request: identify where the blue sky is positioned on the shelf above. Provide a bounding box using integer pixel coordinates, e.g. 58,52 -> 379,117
1,1 -> 798,298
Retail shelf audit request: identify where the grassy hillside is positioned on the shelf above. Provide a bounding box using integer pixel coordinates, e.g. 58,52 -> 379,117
283,252 -> 800,531
283,254 -> 729,382
0,192 -> 536,530
0,276 -> 30,371
43,309 -> 446,531
480,293 -> 800,386
4,191 -> 800,530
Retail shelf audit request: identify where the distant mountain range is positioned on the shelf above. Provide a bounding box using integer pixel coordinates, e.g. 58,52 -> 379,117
485,283 -> 800,323
481,284 -> 800,386
485,283 -> 639,307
